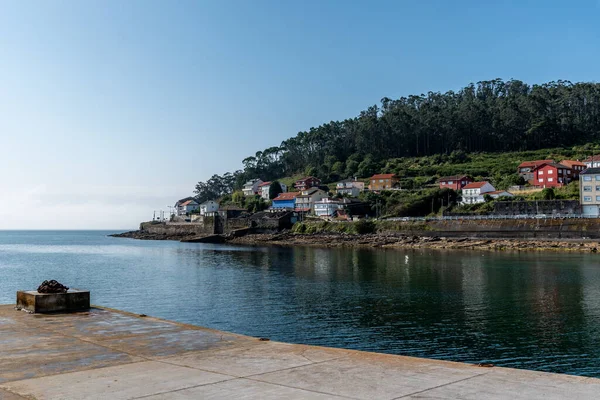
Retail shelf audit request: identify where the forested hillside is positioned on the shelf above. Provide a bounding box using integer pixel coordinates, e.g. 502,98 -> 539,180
194,79 -> 600,201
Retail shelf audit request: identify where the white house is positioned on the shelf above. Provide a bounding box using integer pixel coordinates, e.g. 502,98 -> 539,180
242,179 -> 263,196
258,181 -> 287,200
461,181 -> 496,204
335,178 -> 364,197
583,156 -> 600,168
314,198 -> 343,217
199,200 -> 219,216
177,199 -> 200,215
295,187 -> 328,212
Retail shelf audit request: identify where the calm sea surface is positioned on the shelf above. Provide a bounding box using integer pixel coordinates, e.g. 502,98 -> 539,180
2,230 -> 600,377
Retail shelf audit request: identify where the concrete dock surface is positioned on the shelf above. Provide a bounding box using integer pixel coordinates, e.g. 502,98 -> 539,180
1,304 -> 599,399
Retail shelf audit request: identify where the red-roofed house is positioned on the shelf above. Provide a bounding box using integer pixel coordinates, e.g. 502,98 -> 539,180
461,181 -> 495,204
271,192 -> 299,210
369,174 -> 399,191
517,160 -> 554,181
532,162 -> 572,188
177,199 -> 199,215
294,176 -> 321,191
438,175 -> 473,191
560,160 -> 586,179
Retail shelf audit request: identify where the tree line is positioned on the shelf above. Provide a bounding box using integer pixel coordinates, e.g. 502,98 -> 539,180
195,79 -> 600,200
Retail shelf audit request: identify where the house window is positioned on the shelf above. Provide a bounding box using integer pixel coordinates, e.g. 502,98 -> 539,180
584,196 -> 592,202
596,196 -> 600,202
584,186 -> 592,191
538,179 -> 543,183
548,170 -> 553,174
548,178 -> 553,182
379,179 -> 383,183
596,175 -> 600,181
448,181 -> 453,184
539,171 -> 544,175
596,186 -> 600,191
584,176 -> 592,181
567,170 -> 571,174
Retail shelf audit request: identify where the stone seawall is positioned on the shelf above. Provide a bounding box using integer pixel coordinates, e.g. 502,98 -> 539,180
141,221 -> 215,236
378,218 -> 600,239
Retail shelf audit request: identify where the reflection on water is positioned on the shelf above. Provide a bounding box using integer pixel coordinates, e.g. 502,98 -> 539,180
1,230 -> 600,377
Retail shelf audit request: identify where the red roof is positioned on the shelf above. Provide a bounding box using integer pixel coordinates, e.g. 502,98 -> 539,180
257,181 -> 272,187
583,155 -> 600,162
463,181 -> 489,189
180,200 -> 195,206
560,160 -> 586,168
532,162 -> 568,171
273,192 -> 299,201
296,176 -> 319,183
370,174 -> 396,180
518,160 -> 553,168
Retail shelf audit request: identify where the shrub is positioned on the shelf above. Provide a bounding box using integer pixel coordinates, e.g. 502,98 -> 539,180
354,219 -> 376,234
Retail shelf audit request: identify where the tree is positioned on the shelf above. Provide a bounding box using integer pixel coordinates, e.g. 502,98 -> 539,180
541,188 -> 556,200
232,191 -> 245,205
268,181 -> 283,200
245,196 -> 268,213
192,79 -> 600,199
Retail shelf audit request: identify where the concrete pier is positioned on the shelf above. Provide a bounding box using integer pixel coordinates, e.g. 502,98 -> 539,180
1,304 -> 598,399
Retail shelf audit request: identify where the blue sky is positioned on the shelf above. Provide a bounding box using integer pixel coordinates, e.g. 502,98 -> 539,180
1,0 -> 599,229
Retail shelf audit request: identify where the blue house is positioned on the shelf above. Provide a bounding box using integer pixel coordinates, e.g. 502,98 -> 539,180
271,192 -> 298,209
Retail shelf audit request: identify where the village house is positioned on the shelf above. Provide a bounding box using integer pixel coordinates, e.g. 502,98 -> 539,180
295,187 -> 328,212
314,198 -> 343,218
242,179 -> 263,196
517,160 -> 554,182
335,178 -> 365,197
532,162 -> 572,188
294,176 -> 321,191
199,200 -> 219,216
583,155 -> 600,168
560,160 -> 587,179
174,197 -> 193,216
580,168 -> 600,216
271,192 -> 299,210
369,173 -> 399,191
177,199 -> 200,215
314,197 -> 370,219
438,175 -> 473,191
257,181 -> 287,200
461,181 -> 496,204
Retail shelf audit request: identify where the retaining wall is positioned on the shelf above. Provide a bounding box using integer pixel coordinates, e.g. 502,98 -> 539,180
378,219 -> 600,239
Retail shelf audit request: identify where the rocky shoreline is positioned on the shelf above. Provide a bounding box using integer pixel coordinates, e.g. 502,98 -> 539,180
227,232 -> 600,252
110,230 -> 600,253
109,230 -> 193,241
